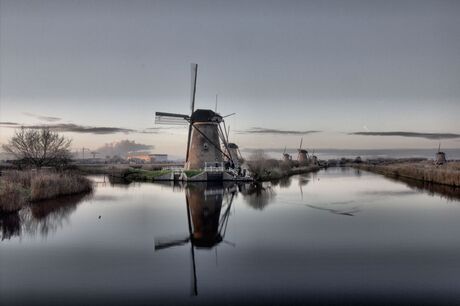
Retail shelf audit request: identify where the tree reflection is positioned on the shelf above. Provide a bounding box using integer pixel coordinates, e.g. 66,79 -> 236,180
240,182 -> 276,210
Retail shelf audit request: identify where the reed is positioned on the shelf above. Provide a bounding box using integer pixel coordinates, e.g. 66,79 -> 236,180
356,162 -> 460,187
0,170 -> 93,213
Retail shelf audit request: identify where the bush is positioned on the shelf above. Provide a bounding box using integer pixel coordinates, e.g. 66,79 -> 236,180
0,180 -> 29,213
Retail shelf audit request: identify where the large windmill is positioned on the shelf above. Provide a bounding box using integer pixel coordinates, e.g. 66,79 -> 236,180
297,138 -> 308,163
154,183 -> 237,295
155,64 -> 237,170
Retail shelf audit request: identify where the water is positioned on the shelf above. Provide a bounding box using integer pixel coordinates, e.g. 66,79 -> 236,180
1,168 -> 460,306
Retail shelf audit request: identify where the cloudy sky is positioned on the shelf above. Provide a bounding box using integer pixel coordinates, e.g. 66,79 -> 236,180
1,0 -> 459,157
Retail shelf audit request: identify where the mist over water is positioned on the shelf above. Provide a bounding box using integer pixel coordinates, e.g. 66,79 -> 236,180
1,169 -> 460,306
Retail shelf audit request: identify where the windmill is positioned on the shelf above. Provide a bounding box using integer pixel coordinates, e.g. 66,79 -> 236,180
435,142 -> 447,165
282,146 -> 291,162
153,183 -> 237,296
297,138 -> 308,163
155,64 -> 237,170
225,126 -> 244,169
310,149 -> 318,165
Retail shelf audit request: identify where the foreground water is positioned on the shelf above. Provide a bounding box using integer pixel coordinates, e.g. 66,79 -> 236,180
1,168 -> 460,306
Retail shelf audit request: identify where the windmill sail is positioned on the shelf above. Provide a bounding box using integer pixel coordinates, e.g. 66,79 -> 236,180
190,63 -> 198,113
155,112 -> 190,125
187,63 -> 198,163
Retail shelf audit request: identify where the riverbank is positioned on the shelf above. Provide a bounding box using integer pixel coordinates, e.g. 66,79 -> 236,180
0,170 -> 93,214
353,161 -> 460,187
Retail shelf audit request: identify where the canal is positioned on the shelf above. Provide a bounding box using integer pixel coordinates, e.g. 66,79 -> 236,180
1,168 -> 460,306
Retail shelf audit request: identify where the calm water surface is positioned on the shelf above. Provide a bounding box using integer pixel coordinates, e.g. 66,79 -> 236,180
1,168 -> 460,306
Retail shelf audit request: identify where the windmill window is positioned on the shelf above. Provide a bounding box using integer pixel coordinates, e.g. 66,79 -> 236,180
203,142 -> 209,151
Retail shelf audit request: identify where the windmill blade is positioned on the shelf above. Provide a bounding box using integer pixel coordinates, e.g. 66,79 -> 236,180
222,240 -> 236,247
299,137 -> 303,150
190,63 -> 198,113
155,112 -> 190,125
283,146 -> 286,155
154,234 -> 190,251
222,112 -> 236,118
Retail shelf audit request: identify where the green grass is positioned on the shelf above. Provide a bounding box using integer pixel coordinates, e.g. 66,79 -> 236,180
183,170 -> 203,178
124,169 -> 172,181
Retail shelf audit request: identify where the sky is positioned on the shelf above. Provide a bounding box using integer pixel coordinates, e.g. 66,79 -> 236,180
1,0 -> 459,157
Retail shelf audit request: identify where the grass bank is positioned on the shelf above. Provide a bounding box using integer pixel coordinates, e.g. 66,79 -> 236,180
0,170 -> 93,213
354,161 -> 460,187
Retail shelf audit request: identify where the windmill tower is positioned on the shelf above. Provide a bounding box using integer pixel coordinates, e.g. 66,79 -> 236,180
282,146 -> 291,162
155,64 -> 236,170
435,143 -> 447,165
297,138 -> 308,164
310,149 -> 318,165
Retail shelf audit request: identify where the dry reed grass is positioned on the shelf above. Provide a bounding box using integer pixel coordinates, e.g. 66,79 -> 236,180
357,161 -> 460,187
0,170 -> 93,213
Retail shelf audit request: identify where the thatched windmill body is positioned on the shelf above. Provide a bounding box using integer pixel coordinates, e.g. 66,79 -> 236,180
297,138 -> 308,163
435,143 -> 447,165
282,146 -> 291,162
155,64 -> 236,170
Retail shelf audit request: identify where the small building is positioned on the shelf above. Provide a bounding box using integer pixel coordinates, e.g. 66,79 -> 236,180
150,154 -> 168,163
127,153 -> 152,163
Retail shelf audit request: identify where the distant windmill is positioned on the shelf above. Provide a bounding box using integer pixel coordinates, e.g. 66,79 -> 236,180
282,146 -> 291,162
81,147 -> 91,160
155,64 -> 237,170
310,149 -> 318,165
297,138 -> 308,163
225,126 -> 243,169
435,142 -> 447,165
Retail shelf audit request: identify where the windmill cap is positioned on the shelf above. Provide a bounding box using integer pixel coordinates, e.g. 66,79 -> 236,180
298,149 -> 308,153
191,109 -> 222,123
228,143 -> 239,149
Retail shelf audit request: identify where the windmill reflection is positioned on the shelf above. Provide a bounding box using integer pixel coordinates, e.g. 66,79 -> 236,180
154,182 -> 237,296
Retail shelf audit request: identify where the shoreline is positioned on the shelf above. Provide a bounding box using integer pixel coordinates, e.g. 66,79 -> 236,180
352,161 -> 460,188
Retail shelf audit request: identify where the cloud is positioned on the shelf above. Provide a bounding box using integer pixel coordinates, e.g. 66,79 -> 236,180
237,127 -> 321,135
349,131 -> 460,140
0,122 -> 135,134
23,112 -> 61,122
96,140 -> 154,157
0,122 -> 20,126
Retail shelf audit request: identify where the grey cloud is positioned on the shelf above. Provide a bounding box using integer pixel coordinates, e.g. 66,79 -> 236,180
237,127 -> 321,135
0,122 -> 136,134
23,112 -> 61,122
96,140 -> 154,157
29,123 -> 136,134
349,131 -> 460,140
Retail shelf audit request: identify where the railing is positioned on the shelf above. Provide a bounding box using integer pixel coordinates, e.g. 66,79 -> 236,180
204,162 -> 224,172
162,166 -> 183,174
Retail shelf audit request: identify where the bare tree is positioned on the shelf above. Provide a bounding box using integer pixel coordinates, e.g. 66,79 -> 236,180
2,127 -> 72,168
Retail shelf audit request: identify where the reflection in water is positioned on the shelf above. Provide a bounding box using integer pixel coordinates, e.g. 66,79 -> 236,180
240,182 -> 276,210
0,213 -> 20,241
306,204 -> 361,216
154,182 -> 237,295
385,175 -> 460,201
0,192 -> 91,240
